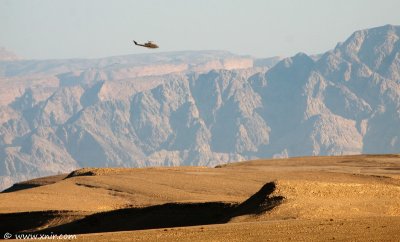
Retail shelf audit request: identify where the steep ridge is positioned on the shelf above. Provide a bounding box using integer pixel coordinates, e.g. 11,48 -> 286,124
1,25 -> 400,189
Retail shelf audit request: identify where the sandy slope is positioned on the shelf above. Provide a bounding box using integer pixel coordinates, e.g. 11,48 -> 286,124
1,154 -> 400,241
77,217 -> 400,242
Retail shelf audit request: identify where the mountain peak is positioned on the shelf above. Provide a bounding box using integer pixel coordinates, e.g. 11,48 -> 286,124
334,25 -> 400,73
292,52 -> 313,63
1,25 -> 400,190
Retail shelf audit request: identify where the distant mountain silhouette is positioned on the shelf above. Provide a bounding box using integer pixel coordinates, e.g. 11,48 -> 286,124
1,25 -> 400,190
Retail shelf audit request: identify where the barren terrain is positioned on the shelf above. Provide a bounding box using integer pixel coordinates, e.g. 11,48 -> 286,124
1,154 -> 399,241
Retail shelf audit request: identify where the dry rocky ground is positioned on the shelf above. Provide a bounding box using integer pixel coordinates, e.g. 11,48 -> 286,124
1,154 -> 399,241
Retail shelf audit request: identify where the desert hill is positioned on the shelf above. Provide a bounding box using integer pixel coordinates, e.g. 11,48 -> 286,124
0,154 -> 399,241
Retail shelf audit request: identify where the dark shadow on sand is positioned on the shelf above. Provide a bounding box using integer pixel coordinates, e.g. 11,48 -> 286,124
0,182 -> 284,238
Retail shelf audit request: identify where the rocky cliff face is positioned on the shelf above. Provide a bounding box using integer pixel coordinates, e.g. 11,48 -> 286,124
1,26 -> 400,190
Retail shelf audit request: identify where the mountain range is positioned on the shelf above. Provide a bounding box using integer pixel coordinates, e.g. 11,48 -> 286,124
1,24 -> 399,190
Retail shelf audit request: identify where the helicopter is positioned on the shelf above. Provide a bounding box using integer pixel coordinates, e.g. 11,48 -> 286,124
133,40 -> 159,49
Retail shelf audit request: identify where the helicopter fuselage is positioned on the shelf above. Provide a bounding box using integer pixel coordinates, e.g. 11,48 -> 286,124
133,40 -> 159,49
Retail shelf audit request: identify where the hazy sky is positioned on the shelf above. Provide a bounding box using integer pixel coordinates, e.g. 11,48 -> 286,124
1,0 -> 399,59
